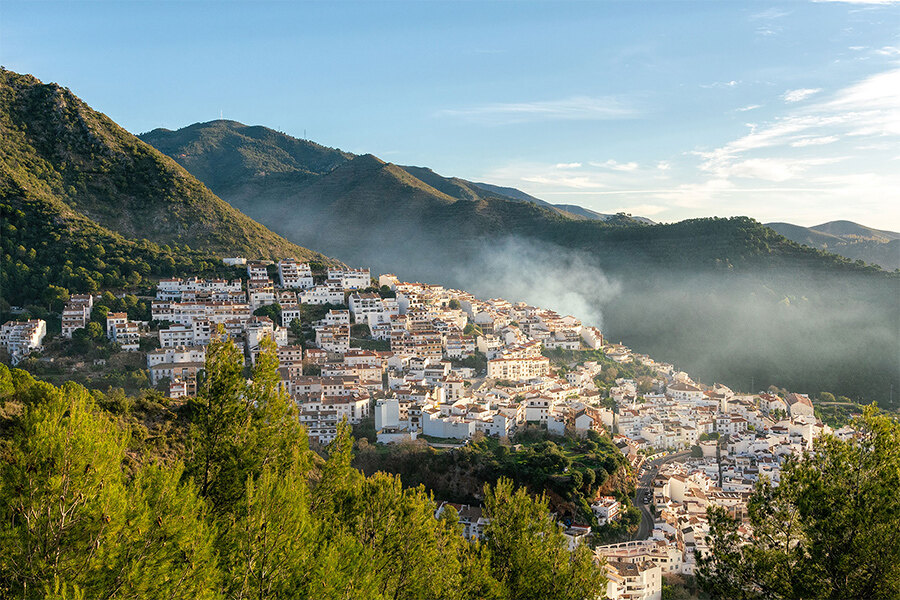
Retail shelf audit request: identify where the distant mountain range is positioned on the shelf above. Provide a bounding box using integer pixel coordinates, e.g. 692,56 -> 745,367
142,119 -> 899,403
766,221 -> 899,271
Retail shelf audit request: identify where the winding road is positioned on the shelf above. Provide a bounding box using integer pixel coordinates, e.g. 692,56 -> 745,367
631,450 -> 691,540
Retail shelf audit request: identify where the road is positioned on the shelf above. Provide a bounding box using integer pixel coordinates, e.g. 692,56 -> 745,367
631,450 -> 691,540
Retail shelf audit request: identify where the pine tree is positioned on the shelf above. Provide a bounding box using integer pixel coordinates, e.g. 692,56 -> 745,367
0,381 -> 219,599
481,477 -> 606,600
188,331 -> 251,513
697,407 -> 900,600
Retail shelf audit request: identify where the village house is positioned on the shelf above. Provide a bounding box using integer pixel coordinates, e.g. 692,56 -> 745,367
61,294 -> 93,338
0,319 -> 47,365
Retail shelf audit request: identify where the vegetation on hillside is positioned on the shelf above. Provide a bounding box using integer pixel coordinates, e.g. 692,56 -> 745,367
767,220 -> 900,271
353,427 -> 630,527
0,68 -> 333,271
139,119 -> 352,190
0,191 -> 238,308
0,344 -> 607,599
697,407 -> 900,600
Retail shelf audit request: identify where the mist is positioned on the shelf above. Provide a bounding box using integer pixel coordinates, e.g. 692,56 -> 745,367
216,182 -> 899,405
448,237 -> 621,329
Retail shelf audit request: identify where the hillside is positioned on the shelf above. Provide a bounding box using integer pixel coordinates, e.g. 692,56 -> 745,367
0,69 -> 333,284
143,121 -> 899,404
139,119 -> 352,190
767,221 -> 900,270
138,119 -> 644,223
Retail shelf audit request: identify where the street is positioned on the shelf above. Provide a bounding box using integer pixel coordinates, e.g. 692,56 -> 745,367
631,450 -> 691,540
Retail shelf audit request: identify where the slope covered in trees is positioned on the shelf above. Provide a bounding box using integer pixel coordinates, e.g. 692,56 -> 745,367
0,68 -> 333,302
0,342 -> 606,599
144,121 -> 899,404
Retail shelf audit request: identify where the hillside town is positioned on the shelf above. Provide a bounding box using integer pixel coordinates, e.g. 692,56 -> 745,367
2,257 -> 845,600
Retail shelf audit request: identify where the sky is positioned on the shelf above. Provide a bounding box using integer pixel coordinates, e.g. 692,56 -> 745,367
2,0 -> 899,229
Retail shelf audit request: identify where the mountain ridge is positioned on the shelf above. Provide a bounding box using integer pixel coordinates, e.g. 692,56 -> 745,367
766,220 -> 899,270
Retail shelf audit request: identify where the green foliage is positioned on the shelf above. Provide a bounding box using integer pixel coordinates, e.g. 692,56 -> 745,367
0,326 -> 615,599
697,407 -> 900,600
0,68 -> 335,309
350,338 -> 391,351
252,302 -> 281,323
463,323 -> 483,337
355,429 -> 625,513
0,380 -> 218,599
481,478 -> 606,600
450,350 -> 487,373
188,334 -> 250,511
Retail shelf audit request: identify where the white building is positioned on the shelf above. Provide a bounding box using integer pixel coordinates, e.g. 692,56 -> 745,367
0,319 -> 46,364
61,294 -> 93,338
147,346 -> 206,388
106,312 -> 139,351
486,355 -> 550,381
602,560 -> 662,600
327,268 -> 371,290
315,324 -> 350,355
591,496 -> 621,525
278,259 -> 314,289
298,285 -> 345,305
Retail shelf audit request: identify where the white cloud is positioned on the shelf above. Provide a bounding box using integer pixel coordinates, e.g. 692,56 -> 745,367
701,80 -> 741,89
783,88 -> 822,102
751,8 -> 791,19
589,160 -> 639,171
436,96 -> 638,124
716,157 -> 846,182
469,69 -> 900,229
791,135 -> 840,147
695,68 -> 900,176
555,162 -> 582,169
875,46 -> 900,56
736,104 -> 762,112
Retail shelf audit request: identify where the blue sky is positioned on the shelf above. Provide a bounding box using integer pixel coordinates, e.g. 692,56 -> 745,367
3,0 -> 899,228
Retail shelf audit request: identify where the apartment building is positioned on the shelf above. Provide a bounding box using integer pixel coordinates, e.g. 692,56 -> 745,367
61,294 -> 93,338
278,258 -> 314,289
0,319 -> 47,365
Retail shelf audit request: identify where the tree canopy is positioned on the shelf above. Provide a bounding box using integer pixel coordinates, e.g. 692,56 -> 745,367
697,406 -> 900,600
0,341 -> 608,599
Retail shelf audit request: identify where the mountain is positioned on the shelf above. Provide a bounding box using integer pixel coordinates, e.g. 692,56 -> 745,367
139,119 -> 352,189
141,119 -> 650,224
142,120 -> 899,404
767,221 -> 900,270
470,183 -> 655,224
0,69 -> 332,287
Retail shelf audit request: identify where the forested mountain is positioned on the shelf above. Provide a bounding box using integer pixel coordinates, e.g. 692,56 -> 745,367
143,121 -> 899,404
0,69 -> 334,307
140,119 -> 648,223
767,220 -> 900,271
